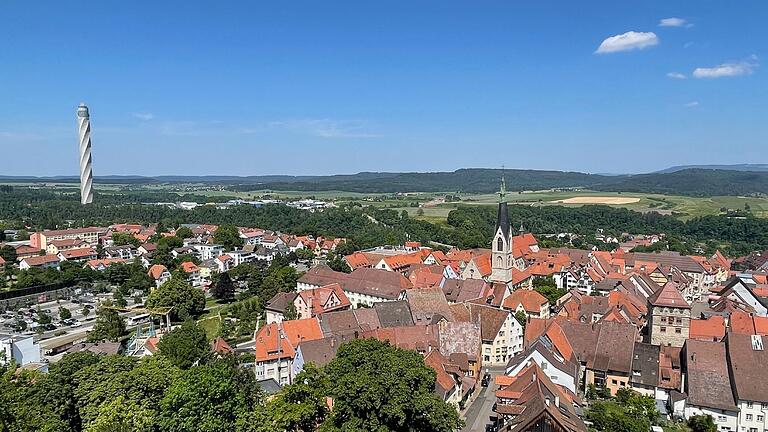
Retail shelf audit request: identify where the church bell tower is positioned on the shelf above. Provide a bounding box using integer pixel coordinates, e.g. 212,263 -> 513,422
490,175 -> 514,283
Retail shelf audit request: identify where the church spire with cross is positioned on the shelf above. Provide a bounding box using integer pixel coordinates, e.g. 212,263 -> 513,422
491,169 -> 514,284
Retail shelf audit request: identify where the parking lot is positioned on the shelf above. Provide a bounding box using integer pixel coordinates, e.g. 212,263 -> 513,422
1,288 -> 145,355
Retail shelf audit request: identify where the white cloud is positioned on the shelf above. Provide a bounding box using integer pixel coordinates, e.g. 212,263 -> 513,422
693,61 -> 758,78
685,101 -> 699,108
667,72 -> 687,79
132,112 -> 154,121
595,31 -> 659,54
266,119 -> 381,138
0,131 -> 45,141
659,17 -> 687,27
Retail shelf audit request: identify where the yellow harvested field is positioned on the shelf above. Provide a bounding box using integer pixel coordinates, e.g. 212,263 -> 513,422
552,197 -> 641,205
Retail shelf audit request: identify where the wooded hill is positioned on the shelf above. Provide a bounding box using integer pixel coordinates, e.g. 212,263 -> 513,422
4,167 -> 768,197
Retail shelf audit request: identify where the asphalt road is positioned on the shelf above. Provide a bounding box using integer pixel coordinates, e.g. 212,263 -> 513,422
463,366 -> 506,432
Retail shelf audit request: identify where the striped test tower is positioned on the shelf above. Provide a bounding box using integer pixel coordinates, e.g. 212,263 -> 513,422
77,103 -> 94,204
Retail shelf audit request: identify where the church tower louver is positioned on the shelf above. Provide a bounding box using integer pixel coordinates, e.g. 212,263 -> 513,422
490,175 -> 514,283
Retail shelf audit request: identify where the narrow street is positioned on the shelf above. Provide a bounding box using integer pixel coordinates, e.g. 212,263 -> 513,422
462,366 -> 505,432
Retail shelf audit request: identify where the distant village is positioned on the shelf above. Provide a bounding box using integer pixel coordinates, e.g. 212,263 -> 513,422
2,192 -> 768,432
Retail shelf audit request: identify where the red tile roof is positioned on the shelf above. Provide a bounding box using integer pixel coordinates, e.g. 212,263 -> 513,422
59,248 -> 97,259
180,261 -> 200,273
254,318 -> 323,362
148,264 -> 168,280
689,316 -> 726,341
21,254 -> 61,266
344,252 -> 371,269
502,289 -> 548,314
296,283 -> 352,316
648,282 -> 690,309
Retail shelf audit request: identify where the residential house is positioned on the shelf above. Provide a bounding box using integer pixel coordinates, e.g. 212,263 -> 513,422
148,264 -> 171,287
494,362 -> 587,432
19,255 -> 61,270
502,289 -> 550,319
424,350 -> 466,408
103,245 -> 138,260
58,248 -> 97,262
715,276 -> 768,317
191,243 -> 225,261
253,318 -> 323,386
680,339 -> 738,432
265,292 -> 299,324
727,333 -> 768,432
84,258 -> 125,271
468,303 -> 523,365
294,283 -> 352,319
504,337 -> 580,395
180,261 -> 201,286
45,238 -> 89,255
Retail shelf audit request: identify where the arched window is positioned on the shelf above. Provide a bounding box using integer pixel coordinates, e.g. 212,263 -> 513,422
497,237 -> 504,252
496,256 -> 503,267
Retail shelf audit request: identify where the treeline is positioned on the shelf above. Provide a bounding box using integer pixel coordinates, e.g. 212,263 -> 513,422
0,339 -> 462,432
593,169 -> 768,197
227,168 -> 768,197
230,168 -> 606,193
2,188 -> 767,256
441,205 -> 768,256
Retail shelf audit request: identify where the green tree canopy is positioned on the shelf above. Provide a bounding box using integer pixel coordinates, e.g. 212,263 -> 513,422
157,359 -> 262,432
87,301 -> 126,342
146,278 -> 205,321
323,338 -> 464,432
211,272 -> 236,302
214,224 -> 244,250
157,320 -> 209,369
174,226 -> 194,240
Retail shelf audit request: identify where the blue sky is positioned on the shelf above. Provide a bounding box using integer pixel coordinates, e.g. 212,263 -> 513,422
1,1 -> 766,176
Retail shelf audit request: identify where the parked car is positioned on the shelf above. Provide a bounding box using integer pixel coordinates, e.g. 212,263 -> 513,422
481,372 -> 491,387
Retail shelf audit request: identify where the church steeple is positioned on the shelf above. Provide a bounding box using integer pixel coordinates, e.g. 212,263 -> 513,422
491,171 -> 514,284
499,171 -> 506,203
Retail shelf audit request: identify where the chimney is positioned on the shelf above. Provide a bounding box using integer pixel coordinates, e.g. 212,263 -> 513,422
555,396 -> 560,408
532,372 -> 536,382
545,397 -> 550,406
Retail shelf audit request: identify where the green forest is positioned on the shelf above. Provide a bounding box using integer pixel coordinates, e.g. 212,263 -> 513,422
0,338 -> 462,432
6,167 -> 768,196
2,187 -> 767,257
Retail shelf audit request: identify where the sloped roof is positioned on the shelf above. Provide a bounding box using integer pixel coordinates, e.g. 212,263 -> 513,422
468,303 -> 510,341
502,289 -> 548,313
689,316 -> 726,342
684,339 -> 737,411
406,287 -> 454,325
648,281 -> 690,309
21,254 -> 61,266
442,279 -> 489,303
148,264 -> 169,280
374,300 -> 414,328
265,291 -> 298,313
727,332 -> 768,403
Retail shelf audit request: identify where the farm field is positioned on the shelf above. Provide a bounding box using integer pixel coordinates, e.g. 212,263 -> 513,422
395,190 -> 768,222
6,181 -> 766,221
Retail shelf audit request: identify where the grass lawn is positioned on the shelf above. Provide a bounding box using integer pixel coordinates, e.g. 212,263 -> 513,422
198,316 -> 221,340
